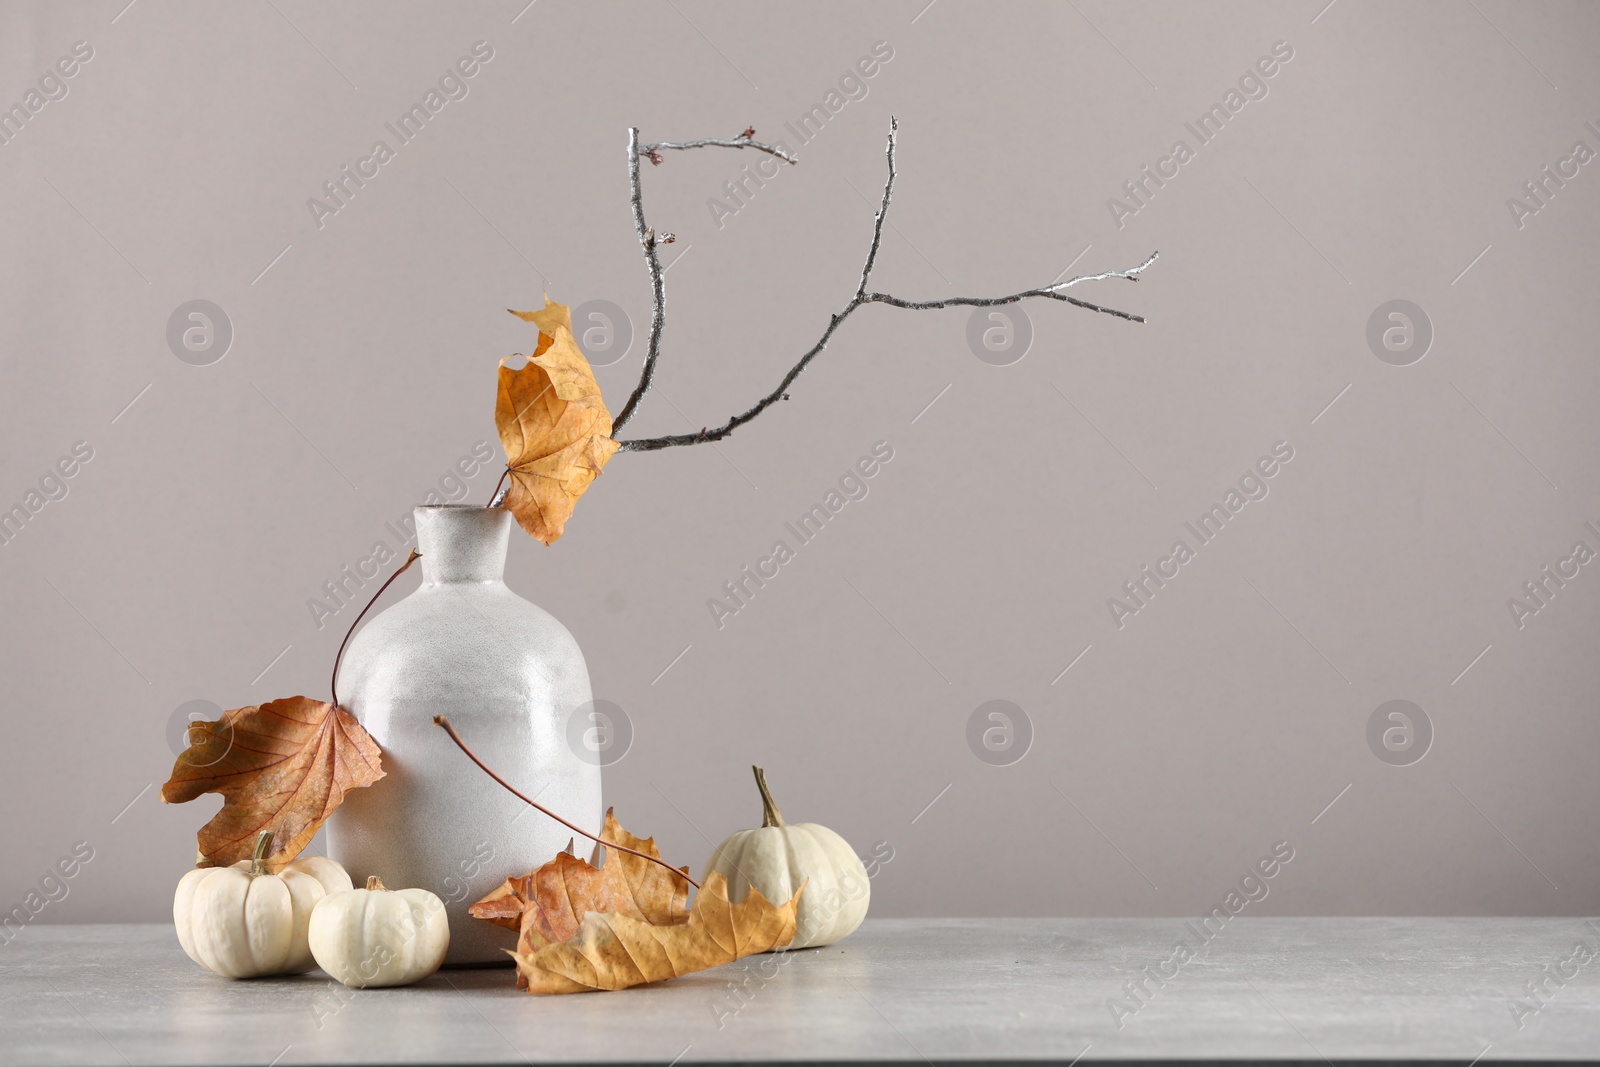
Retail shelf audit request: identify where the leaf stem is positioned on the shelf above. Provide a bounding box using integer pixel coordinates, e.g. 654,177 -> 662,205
433,715 -> 700,890
753,765 -> 785,828
331,549 -> 421,708
487,468 -> 510,507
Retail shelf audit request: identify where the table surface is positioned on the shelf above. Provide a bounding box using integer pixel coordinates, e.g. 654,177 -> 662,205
2,918 -> 1598,1066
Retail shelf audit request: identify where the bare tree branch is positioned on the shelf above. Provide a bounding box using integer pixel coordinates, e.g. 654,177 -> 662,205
611,126 -> 792,435
856,116 -> 897,299
641,127 -> 797,166
863,258 -> 1158,321
609,128 -> 669,434
615,263 -> 1156,452
612,115 -> 1158,454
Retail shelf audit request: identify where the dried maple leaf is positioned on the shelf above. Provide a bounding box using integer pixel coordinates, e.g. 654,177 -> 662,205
160,696 -> 384,870
513,872 -> 799,994
471,809 -> 690,989
471,809 -> 800,994
508,298 -> 569,354
497,296 -> 620,545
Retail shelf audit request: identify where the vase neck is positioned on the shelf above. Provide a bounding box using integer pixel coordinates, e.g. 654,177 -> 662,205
414,507 -> 511,583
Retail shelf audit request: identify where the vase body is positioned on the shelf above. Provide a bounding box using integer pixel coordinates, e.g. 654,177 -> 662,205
327,505 -> 601,965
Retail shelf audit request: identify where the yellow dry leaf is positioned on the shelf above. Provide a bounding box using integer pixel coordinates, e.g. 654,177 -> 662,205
496,296 -> 620,545
512,871 -> 800,994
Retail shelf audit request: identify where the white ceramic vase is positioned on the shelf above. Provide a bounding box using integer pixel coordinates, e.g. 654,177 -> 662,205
327,505 -> 601,965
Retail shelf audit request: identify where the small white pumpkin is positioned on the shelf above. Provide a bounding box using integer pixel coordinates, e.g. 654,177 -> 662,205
703,766 -> 871,950
173,831 -> 353,978
308,876 -> 449,988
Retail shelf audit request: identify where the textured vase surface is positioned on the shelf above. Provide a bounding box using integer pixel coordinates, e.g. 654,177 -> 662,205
327,505 -> 601,965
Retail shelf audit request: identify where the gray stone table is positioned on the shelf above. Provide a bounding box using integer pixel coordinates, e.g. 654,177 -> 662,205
2,918 -> 1598,1065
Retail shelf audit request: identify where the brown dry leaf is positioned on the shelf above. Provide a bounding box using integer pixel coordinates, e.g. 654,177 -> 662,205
161,696 -> 384,870
513,872 -> 799,994
470,809 -> 690,989
497,296 -> 620,545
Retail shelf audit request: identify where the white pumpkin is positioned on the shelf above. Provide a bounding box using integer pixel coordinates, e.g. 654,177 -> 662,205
173,831 -> 353,978
308,876 -> 449,988
703,766 -> 871,950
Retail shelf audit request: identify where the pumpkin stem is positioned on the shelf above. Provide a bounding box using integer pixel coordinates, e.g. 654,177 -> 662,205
249,830 -> 273,876
753,765 -> 786,828
366,876 -> 388,892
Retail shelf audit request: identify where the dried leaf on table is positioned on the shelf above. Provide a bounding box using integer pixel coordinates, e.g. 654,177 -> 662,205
514,871 -> 799,994
471,809 -> 800,993
471,809 -> 690,987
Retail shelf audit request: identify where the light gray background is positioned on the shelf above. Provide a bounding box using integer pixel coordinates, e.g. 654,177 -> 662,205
2,0 -> 1596,926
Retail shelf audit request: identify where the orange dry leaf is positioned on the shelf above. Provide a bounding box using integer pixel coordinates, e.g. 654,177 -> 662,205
508,298 -> 569,356
160,696 -> 384,870
515,871 -> 799,994
471,810 -> 690,989
497,296 -> 620,545
471,810 -> 800,994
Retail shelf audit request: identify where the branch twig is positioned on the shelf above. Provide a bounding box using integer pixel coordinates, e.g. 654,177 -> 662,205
856,117 -> 897,300
609,128 -> 669,434
611,117 -> 1157,452
612,126 -> 795,434
641,127 -> 797,167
